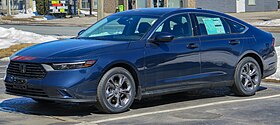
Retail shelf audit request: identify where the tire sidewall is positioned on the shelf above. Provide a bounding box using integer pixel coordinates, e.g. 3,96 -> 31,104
234,57 -> 261,96
97,67 -> 136,113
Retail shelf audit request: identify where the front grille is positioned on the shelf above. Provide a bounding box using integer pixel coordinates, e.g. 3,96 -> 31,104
7,61 -> 47,79
5,84 -> 48,97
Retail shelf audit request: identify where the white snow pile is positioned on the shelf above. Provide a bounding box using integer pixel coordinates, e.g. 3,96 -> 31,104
266,46 -> 280,80
253,19 -> 280,27
0,27 -> 57,49
80,10 -> 97,16
12,8 -> 56,20
13,8 -> 36,19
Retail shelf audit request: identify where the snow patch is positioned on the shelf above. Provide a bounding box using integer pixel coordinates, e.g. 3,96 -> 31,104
253,19 -> 280,27
13,8 -> 36,19
0,27 -> 58,49
80,10 -> 97,16
12,8 -> 56,20
0,57 -> 9,61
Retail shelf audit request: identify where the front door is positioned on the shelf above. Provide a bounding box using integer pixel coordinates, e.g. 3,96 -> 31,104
144,14 -> 201,90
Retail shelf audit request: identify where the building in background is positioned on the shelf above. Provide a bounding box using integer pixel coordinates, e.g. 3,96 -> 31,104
196,0 -> 278,13
99,0 -> 195,13
0,0 -> 32,15
0,0 -> 279,16
99,0 -> 278,13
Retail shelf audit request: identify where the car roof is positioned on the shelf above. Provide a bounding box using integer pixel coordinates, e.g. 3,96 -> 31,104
114,8 -> 221,17
114,8 -> 179,17
114,8 -> 248,26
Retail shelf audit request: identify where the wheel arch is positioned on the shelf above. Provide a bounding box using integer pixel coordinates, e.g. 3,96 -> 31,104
238,51 -> 264,77
102,61 -> 142,100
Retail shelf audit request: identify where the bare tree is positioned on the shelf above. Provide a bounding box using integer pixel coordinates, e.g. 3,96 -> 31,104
7,0 -> 11,15
97,0 -> 104,20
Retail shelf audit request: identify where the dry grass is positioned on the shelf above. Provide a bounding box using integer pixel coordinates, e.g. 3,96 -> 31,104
0,43 -> 35,58
1,16 -> 33,21
263,79 -> 280,83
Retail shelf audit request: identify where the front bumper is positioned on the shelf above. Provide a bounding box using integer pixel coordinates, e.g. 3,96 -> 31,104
4,66 -> 102,103
5,91 -> 96,103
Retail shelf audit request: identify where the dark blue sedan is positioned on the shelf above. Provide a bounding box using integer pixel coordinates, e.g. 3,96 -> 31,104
4,8 -> 277,113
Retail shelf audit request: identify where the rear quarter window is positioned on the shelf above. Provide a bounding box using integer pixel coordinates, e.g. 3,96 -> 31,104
225,19 -> 246,33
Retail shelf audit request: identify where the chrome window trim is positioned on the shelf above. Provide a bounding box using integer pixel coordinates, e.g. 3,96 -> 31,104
189,12 -> 249,35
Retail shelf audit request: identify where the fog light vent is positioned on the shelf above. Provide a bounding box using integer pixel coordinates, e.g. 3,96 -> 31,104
58,89 -> 73,99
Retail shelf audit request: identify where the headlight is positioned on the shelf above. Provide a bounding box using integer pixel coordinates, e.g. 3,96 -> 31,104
51,60 -> 96,70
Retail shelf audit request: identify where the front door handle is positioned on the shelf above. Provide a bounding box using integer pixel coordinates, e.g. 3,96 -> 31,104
187,43 -> 198,49
229,40 -> 240,45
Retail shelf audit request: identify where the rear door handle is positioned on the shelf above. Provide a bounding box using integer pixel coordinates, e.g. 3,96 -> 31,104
229,40 -> 240,45
187,43 -> 199,49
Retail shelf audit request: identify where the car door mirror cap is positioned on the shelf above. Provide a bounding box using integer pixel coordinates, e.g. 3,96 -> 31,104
78,29 -> 86,36
152,33 -> 175,43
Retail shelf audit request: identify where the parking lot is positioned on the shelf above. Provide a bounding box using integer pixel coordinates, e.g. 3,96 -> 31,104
0,61 -> 279,125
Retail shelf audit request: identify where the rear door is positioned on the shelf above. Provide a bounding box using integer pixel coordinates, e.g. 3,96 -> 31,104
191,13 -> 245,84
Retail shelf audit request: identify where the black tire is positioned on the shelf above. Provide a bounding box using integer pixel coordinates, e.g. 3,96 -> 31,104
232,57 -> 262,96
95,67 -> 136,113
32,98 -> 55,104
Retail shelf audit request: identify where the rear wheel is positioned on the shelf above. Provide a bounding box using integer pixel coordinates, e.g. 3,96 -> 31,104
232,57 -> 261,96
96,67 -> 136,113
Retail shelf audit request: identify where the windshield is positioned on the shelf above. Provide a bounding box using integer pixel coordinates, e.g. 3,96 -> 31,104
78,15 -> 158,41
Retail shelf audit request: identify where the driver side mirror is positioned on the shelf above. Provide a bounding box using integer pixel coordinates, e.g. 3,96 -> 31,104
78,29 -> 86,36
152,33 -> 175,43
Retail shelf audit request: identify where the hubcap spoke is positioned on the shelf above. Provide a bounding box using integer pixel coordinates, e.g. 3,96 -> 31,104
251,79 -> 257,85
108,78 -> 116,88
120,87 -> 131,94
241,72 -> 247,78
244,78 -> 249,88
244,63 -> 250,74
115,96 -> 120,108
249,68 -> 257,77
118,75 -> 126,87
119,98 -> 126,107
106,92 -> 114,100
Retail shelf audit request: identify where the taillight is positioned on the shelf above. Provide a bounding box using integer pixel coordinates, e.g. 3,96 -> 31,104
272,37 -> 275,47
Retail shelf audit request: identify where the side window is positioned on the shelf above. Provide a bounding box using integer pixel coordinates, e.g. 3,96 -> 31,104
225,19 -> 246,33
195,14 -> 230,35
153,14 -> 192,39
135,18 -> 157,34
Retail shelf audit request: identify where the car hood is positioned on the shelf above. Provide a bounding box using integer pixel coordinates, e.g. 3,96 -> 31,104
13,39 -> 130,59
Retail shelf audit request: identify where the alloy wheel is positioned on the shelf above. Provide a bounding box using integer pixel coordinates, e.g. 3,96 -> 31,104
105,74 -> 132,108
240,62 -> 260,91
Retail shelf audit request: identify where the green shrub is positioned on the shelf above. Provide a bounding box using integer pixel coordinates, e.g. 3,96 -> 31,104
36,0 -> 49,15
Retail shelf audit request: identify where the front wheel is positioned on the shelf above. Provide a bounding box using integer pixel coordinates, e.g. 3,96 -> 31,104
95,67 -> 136,113
232,57 -> 261,96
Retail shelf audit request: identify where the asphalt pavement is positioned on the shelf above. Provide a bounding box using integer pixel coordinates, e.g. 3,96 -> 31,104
0,61 -> 280,125
0,25 -> 85,36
